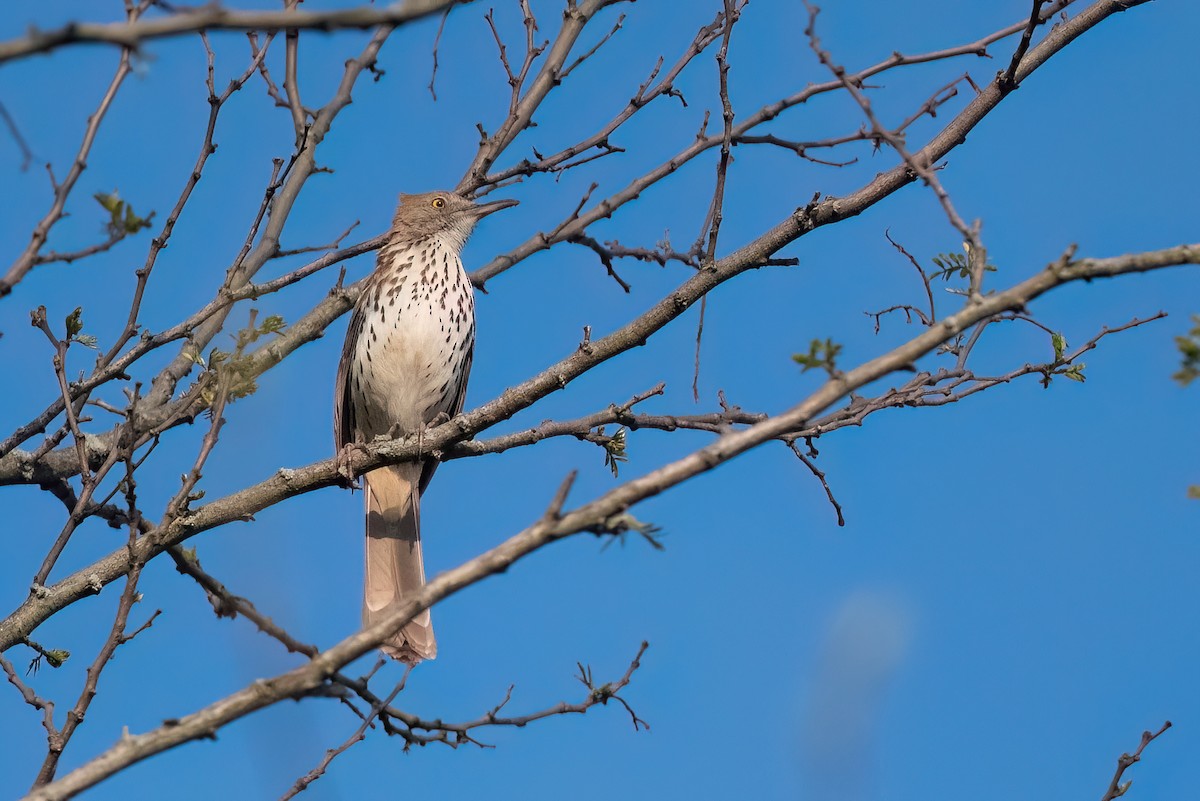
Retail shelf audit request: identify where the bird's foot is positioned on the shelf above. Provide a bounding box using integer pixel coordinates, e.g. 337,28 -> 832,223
335,441 -> 365,488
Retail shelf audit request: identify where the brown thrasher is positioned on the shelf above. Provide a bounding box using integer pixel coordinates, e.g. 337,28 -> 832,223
334,190 -> 517,664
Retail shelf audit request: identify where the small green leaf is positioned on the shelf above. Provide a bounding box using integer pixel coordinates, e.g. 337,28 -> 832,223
793,337 -> 842,374
122,204 -> 150,234
602,427 -> 628,477
258,314 -> 287,335
930,249 -> 997,281
75,333 -> 98,349
93,191 -> 121,213
64,307 -> 83,338
1051,331 -> 1067,362
1062,363 -> 1086,382
95,190 -> 153,236
45,649 -> 71,668
590,683 -> 615,702
1173,314 -> 1200,386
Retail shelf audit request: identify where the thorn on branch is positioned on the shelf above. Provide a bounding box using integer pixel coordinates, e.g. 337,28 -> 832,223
542,470 -> 577,522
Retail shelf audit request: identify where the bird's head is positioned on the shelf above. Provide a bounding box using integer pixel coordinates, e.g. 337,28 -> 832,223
392,191 -> 518,251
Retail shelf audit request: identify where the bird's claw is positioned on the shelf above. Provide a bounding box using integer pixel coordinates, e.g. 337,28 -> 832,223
335,441 -> 364,488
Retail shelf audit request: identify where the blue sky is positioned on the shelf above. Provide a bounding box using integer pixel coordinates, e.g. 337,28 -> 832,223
1,1 -> 1198,799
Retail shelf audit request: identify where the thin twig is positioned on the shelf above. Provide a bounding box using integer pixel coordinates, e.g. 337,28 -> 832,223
1001,0 -> 1050,91
787,442 -> 845,526
279,677 -> 409,800
1099,721 -> 1172,801
1,4 -> 141,297
427,5 -> 451,100
0,2 -> 463,64
0,100 -> 34,170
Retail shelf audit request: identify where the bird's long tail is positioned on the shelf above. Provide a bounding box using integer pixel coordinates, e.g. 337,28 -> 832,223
363,463 -> 436,664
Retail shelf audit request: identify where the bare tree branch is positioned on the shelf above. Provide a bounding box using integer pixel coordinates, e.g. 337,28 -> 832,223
1099,722 -> 1172,801
0,1 -> 468,64
0,3 -> 1183,795
4,238 -> 1194,669
1,5 -> 140,298
0,100 -> 33,170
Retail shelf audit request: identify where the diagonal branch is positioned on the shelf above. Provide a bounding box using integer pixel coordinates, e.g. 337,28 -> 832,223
17,240 -> 1197,801
0,0 -> 1103,480
0,0 -> 1167,645
458,0 -> 632,191
1099,722 -> 1172,801
3,237 -> 1194,658
468,0 -> 1089,288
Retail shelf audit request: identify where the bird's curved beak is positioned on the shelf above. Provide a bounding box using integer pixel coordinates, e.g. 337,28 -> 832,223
471,198 -> 519,218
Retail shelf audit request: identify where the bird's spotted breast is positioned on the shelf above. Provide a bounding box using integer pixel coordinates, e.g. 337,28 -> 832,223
350,236 -> 475,439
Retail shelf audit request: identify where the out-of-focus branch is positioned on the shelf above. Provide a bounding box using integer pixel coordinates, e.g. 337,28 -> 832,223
0,653 -> 56,744
0,1 -> 467,64
278,678 -> 408,801
0,100 -> 33,170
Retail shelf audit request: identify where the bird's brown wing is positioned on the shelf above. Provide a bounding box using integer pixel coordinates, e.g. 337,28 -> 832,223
334,304 -> 365,451
418,340 -> 473,494
448,343 -> 474,419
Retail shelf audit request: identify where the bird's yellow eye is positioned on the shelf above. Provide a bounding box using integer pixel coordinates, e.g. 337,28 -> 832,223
431,197 -> 446,209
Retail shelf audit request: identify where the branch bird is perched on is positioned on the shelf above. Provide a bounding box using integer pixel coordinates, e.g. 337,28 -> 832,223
335,190 -> 518,664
